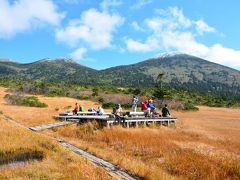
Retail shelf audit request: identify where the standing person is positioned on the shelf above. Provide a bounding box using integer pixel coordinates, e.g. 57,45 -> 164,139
73,103 -> 79,115
162,104 -> 170,117
131,95 -> 138,112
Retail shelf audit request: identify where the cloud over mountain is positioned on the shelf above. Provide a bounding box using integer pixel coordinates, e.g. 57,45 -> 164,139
0,0 -> 64,38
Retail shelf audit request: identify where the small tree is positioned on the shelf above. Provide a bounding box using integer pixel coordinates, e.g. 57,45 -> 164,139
132,88 -> 141,95
92,87 -> 99,96
153,73 -> 167,100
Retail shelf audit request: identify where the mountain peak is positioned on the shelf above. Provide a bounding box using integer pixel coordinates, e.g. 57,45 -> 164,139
0,58 -> 12,62
153,52 -> 190,59
37,57 -> 77,64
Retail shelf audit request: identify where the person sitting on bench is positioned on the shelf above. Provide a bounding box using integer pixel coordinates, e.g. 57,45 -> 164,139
79,104 -> 84,112
73,103 -> 79,115
88,107 -> 96,112
113,104 -> 122,116
147,99 -> 156,115
97,106 -> 104,115
141,100 -> 148,116
162,104 -> 171,117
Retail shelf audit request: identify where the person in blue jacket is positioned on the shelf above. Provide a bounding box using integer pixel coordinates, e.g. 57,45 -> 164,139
147,99 -> 156,115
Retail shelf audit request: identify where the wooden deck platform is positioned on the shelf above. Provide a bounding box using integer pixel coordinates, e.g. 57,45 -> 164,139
55,112 -> 177,128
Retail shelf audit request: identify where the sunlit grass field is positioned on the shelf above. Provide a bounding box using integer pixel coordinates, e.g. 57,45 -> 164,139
0,111 -> 109,179
0,87 -> 239,179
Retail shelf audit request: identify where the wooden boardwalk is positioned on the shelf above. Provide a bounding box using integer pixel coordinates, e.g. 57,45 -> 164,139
29,121 -> 75,131
57,139 -> 139,180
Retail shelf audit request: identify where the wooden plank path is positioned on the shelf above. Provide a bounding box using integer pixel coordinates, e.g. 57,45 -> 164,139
29,121 -> 75,131
56,139 -> 139,180
6,115 -> 139,180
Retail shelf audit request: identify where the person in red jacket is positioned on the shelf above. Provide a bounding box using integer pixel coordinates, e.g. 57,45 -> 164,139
141,100 -> 148,116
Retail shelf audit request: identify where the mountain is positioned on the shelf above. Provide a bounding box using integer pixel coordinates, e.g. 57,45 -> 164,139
0,58 -> 97,84
99,53 -> 240,98
1,54 -> 240,98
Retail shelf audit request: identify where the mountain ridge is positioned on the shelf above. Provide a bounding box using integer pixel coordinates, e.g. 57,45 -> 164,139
0,54 -> 240,98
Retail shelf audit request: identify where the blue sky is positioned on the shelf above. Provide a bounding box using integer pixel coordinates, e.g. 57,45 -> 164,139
0,0 -> 240,70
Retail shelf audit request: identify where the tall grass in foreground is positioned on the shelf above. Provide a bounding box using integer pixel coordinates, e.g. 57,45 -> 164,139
0,116 -> 109,179
56,123 -> 240,179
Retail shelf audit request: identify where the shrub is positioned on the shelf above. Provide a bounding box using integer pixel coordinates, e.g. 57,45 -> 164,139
0,148 -> 44,165
98,96 -> 105,104
76,95 -> 89,100
92,88 -> 99,96
121,103 -> 131,109
4,94 -> 48,108
22,96 -> 48,107
102,102 -> 115,109
183,102 -> 199,111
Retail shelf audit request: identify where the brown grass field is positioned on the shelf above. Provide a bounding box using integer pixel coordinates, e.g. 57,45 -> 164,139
0,87 -> 239,179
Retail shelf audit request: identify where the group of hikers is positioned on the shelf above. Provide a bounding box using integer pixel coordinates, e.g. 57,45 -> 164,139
73,103 -> 105,115
131,95 -> 171,117
73,95 -> 170,117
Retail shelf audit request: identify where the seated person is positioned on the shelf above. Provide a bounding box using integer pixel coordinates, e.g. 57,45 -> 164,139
162,104 -> 171,117
147,99 -> 156,115
114,104 -> 122,115
88,107 -> 96,112
141,100 -> 148,116
97,106 -> 104,115
79,104 -> 84,112
141,101 -> 148,111
73,103 -> 79,115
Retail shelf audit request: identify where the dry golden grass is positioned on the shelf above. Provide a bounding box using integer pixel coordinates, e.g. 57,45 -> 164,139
0,87 -> 240,179
54,123 -> 240,179
0,87 -> 98,126
0,115 -> 110,179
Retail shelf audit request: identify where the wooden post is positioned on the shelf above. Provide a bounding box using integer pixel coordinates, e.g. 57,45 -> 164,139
135,121 -> 138,128
126,122 -> 129,128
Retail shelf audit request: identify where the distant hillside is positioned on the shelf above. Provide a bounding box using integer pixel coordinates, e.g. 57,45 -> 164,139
0,58 -> 97,84
1,54 -> 240,99
99,53 -> 240,98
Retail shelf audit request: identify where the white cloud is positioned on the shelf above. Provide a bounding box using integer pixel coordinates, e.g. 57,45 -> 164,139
131,21 -> 144,31
131,0 -> 152,9
70,47 -> 87,60
206,44 -> 240,68
100,0 -> 122,11
126,6 -> 240,69
195,19 -> 216,35
0,0 -> 64,38
126,38 -> 159,52
56,8 -> 124,50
